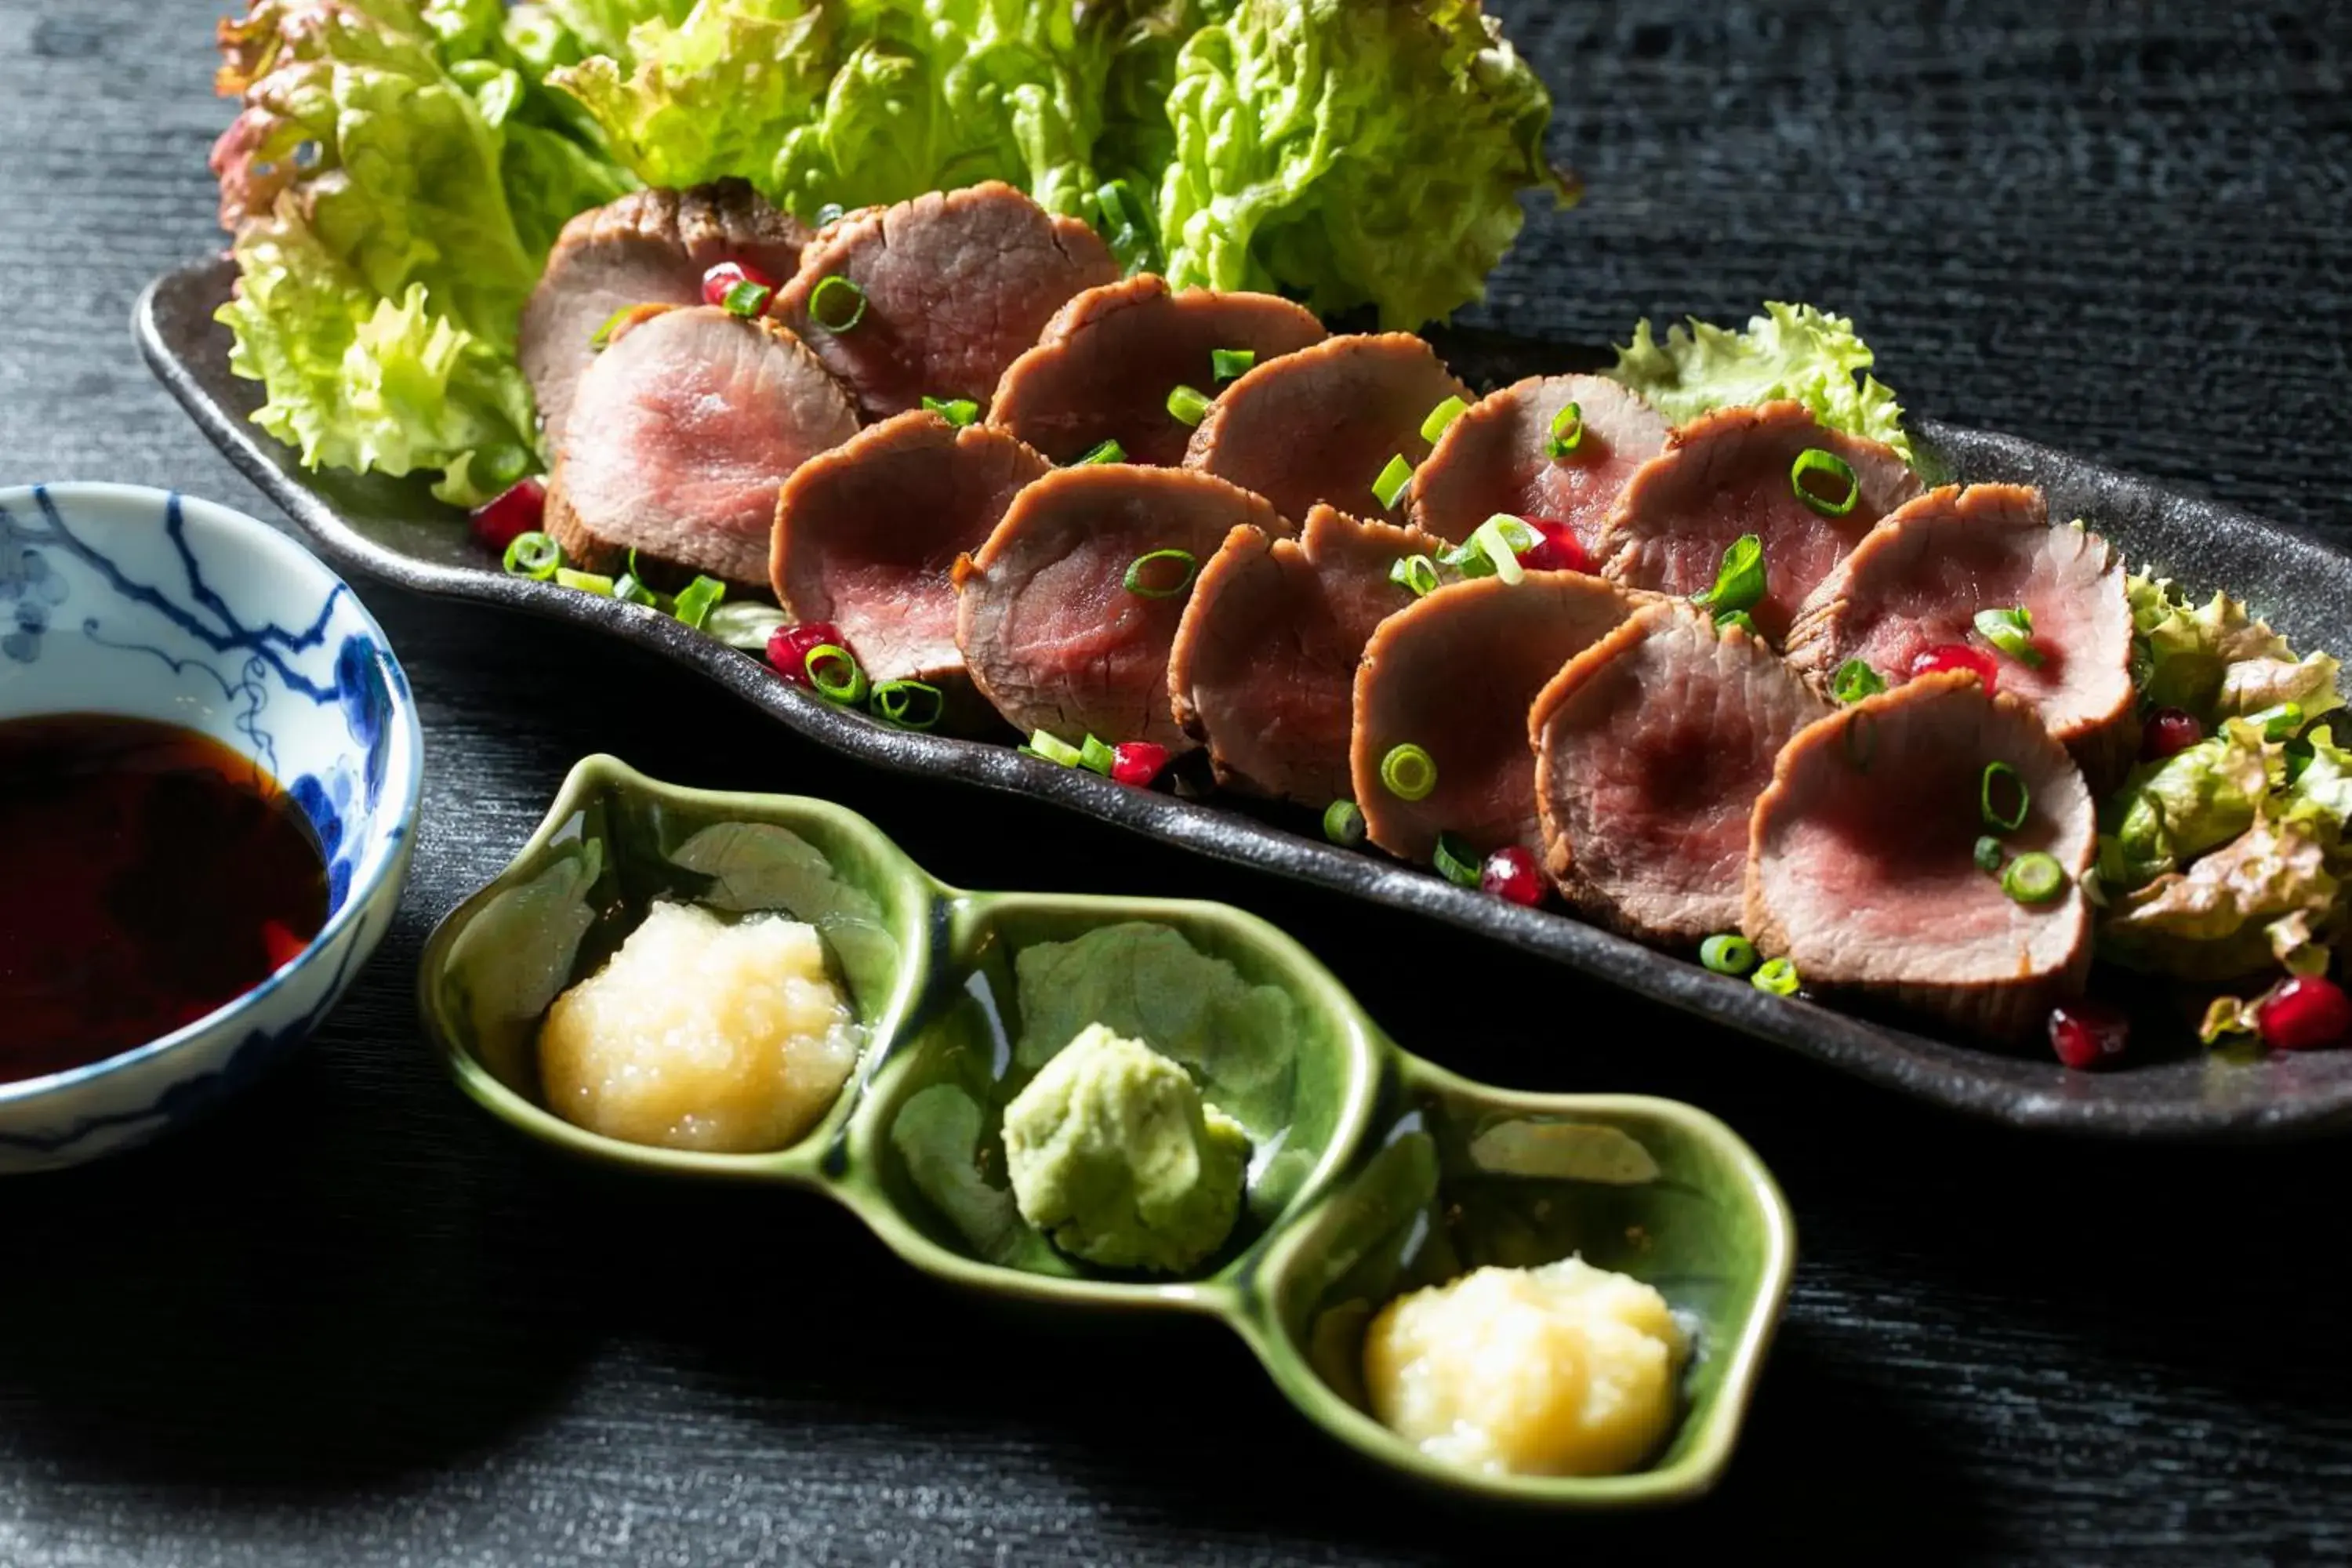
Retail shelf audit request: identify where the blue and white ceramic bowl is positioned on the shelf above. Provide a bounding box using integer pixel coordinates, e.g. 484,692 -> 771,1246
0,483 -> 422,1173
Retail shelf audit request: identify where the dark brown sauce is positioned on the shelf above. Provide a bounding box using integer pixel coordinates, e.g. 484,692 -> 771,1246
0,713 -> 328,1083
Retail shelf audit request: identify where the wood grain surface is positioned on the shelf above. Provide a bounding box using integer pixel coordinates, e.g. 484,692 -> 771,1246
3,2 -> 2350,1563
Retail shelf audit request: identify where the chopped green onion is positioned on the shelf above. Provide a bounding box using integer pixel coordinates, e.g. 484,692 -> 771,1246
555,568 -> 615,596
1468,514 -> 1530,585
1388,554 -> 1440,597
589,307 -> 641,350
1211,347 -> 1255,383
1831,659 -> 1886,704
1699,935 -> 1759,976
1790,448 -> 1860,516
1752,957 -> 1802,996
673,575 -> 728,630
1123,548 -> 1199,598
870,680 -> 946,731
2001,851 -> 2067,904
815,201 -> 845,227
1073,438 -> 1125,466
1371,453 -> 1414,510
1380,742 -> 1436,801
1323,799 -> 1366,847
1691,533 -> 1766,614
1433,833 -> 1482,887
1544,401 -> 1584,459
1714,610 -> 1757,636
721,278 -> 773,318
1078,734 -> 1117,775
1974,835 -> 2006,875
1420,395 -> 1468,445
1973,605 -> 2044,667
807,274 -> 868,332
804,644 -> 868,704
922,395 -> 980,427
707,601 -> 789,651
502,531 -> 562,580
1167,383 -> 1212,427
612,573 -> 659,607
1980,760 -> 2029,833
2252,701 -> 2306,741
1024,729 -> 1084,767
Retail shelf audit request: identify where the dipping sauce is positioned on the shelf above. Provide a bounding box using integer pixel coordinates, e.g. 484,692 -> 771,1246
0,714 -> 328,1083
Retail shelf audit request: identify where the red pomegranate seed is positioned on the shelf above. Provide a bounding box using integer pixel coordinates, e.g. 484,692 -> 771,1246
766,621 -> 848,685
2142,707 -> 2205,760
1479,844 -> 1546,906
1109,741 -> 1169,786
1517,517 -> 1592,575
701,259 -> 777,308
1911,642 -> 1999,695
2048,999 -> 2129,1069
2255,975 -> 2352,1052
468,477 -> 546,555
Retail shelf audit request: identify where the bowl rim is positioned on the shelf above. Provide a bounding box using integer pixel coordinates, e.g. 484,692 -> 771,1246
0,480 -> 426,1108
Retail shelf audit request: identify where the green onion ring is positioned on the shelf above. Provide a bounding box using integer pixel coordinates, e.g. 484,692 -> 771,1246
1973,604 -> 2045,667
1433,833 -> 1483,887
1468,514 -> 1529,585
1420,395 -> 1468,445
673,575 -> 728,630
1073,438 -> 1125,466
1974,835 -> 2007,875
922,396 -> 980,427
1388,554 -> 1440,597
721,278 -> 773,318
612,572 -> 659,607
1323,800 -> 1367,847
804,644 -> 868,704
1380,742 -> 1437,801
870,680 -> 946,731
1544,401 -> 1584,459
1752,956 -> 1802,996
1211,348 -> 1255,383
1167,383 -> 1213,428
1980,760 -> 2029,833
1123,548 -> 1199,598
1371,453 -> 1414,510
807,274 -> 868,333
1078,734 -> 1117,775
1024,729 -> 1084,767
1790,448 -> 1860,516
1691,532 -> 1766,614
1699,934 -> 1759,976
2001,851 -> 2067,904
1831,658 -> 1886,704
502,531 -> 563,580
554,568 -> 615,596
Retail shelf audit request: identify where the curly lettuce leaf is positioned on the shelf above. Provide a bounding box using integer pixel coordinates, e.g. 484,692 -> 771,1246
2102,814 -> 2342,983
2100,717 -> 2277,889
1605,302 -> 1913,462
2125,574 -> 2343,725
1155,0 -> 1566,328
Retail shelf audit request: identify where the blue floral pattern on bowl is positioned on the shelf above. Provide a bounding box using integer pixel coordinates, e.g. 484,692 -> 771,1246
0,483 -> 423,1172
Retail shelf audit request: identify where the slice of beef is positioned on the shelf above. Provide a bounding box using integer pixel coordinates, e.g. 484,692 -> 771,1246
1745,671 -> 2096,1042
546,306 -> 858,588
1597,401 -> 1924,643
1532,601 -> 1830,944
771,409 -> 1051,699
773,182 -> 1120,423
955,466 -> 1290,751
1183,334 -> 1472,526
1407,375 -> 1670,550
989,275 -> 1329,466
1168,506 -> 1443,805
520,181 -> 811,453
1352,573 -> 1639,866
1783,483 -> 2136,776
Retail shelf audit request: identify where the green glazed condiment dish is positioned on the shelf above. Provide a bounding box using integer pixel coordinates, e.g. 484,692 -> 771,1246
416,756 -> 1796,1508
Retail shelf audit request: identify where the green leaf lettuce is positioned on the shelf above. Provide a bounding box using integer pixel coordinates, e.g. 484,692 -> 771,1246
1604,302 -> 1913,462
2125,574 -> 2343,725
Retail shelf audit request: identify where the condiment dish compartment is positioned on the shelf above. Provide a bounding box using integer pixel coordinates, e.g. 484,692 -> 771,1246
416,756 -> 1795,1504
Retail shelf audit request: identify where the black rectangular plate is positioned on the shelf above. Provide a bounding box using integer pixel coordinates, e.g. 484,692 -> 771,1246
138,256 -> 2352,1140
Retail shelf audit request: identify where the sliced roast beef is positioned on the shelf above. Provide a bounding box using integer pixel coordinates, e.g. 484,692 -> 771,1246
1168,506 -> 1443,805
771,410 -> 1051,698
1744,671 -> 2096,1042
955,466 -> 1290,751
774,183 -> 1119,423
1597,401 -> 1924,643
546,306 -> 858,588
1532,601 -> 1830,944
520,181 -> 811,452
1183,335 -> 1473,526
1783,483 -> 2135,772
1352,573 -> 1639,865
989,275 -> 1329,466
1407,375 -> 1670,550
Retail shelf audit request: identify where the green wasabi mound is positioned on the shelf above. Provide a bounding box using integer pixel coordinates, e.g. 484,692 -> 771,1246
1001,1024 -> 1250,1274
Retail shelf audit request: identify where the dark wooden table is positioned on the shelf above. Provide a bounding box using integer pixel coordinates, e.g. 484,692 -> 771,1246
5,2 -> 2350,1562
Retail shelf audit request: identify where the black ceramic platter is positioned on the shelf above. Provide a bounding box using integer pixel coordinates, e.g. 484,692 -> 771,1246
138,256 -> 2352,1140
